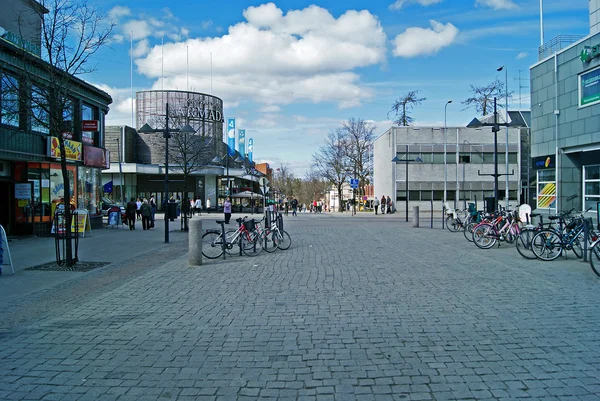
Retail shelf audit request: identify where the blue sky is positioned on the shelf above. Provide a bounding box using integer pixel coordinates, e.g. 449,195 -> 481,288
89,0 -> 590,176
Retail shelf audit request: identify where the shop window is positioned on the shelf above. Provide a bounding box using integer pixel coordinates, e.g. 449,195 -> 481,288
584,165 -> 600,212
49,165 -> 77,216
537,169 -> 556,210
31,85 -> 49,134
27,164 -> 51,222
78,166 -> 101,216
1,73 -> 20,127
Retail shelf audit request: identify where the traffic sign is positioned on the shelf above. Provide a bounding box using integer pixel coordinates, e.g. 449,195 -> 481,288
259,185 -> 270,194
350,178 -> 359,188
258,177 -> 268,187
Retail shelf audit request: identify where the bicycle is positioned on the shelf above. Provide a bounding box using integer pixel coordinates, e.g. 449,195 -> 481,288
201,217 -> 262,259
472,210 -> 521,249
590,235 -> 600,277
515,212 -> 546,260
531,209 -> 591,261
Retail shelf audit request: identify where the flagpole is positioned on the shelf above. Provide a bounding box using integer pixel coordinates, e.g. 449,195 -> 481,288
130,30 -> 134,127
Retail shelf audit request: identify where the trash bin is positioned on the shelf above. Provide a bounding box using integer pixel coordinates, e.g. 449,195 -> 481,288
168,202 -> 177,221
485,197 -> 496,214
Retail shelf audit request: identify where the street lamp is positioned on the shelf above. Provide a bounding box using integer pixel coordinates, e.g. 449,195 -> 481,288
444,100 -> 452,205
497,65 -> 509,208
466,97 -> 519,211
138,103 -> 195,244
391,145 -> 422,222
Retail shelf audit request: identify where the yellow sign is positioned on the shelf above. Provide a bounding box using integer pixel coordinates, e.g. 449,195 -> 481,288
70,209 -> 92,237
49,137 -> 82,161
537,183 -> 557,209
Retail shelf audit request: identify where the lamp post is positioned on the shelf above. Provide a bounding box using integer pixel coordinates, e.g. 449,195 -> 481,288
138,103 -> 195,244
391,145 -> 422,222
444,100 -> 452,205
497,65 -> 509,208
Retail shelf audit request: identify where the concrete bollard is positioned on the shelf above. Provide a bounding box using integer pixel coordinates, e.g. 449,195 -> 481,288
412,206 -> 419,228
188,218 -> 203,266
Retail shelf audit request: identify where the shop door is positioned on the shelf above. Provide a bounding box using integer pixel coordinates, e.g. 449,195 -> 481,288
0,181 -> 12,234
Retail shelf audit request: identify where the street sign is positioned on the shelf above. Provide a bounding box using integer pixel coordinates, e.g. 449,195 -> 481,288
259,185 -> 270,194
350,178 -> 359,188
258,177 -> 268,187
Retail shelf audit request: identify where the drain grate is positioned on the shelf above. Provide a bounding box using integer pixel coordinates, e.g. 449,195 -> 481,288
25,261 -> 110,272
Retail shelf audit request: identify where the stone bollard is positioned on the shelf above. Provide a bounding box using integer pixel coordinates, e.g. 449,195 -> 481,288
188,218 -> 203,266
412,206 -> 419,228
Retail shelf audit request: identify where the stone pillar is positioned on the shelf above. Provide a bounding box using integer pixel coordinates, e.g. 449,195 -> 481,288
189,219 -> 202,266
412,206 -> 420,228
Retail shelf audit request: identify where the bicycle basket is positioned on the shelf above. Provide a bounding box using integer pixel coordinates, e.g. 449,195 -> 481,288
243,220 -> 256,231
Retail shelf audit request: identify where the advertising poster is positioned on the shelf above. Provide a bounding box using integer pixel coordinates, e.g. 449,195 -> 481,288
238,129 -> 246,157
248,138 -> 254,162
227,118 -> 236,157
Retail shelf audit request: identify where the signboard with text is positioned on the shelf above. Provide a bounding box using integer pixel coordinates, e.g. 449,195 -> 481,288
48,137 -> 82,161
580,66 -> 600,106
82,120 -> 99,131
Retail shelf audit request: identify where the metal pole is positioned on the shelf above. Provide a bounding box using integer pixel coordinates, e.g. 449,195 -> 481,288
117,134 -> 124,204
444,106 -> 447,203
164,103 -> 170,244
493,98 -> 499,210
505,67 -> 509,209
405,144 -> 409,222
456,128 -> 459,209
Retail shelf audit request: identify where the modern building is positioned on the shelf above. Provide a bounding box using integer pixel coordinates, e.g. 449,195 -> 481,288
374,120 -> 530,213
530,0 -> 600,213
102,90 -> 263,211
0,0 -> 112,236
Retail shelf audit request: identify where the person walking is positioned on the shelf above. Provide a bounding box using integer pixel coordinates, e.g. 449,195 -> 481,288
149,195 -> 156,228
206,198 -> 211,214
387,196 -> 392,214
135,197 -> 142,220
126,197 -> 137,230
194,197 -> 203,216
373,197 -> 380,215
380,195 -> 386,214
291,198 -> 298,216
140,198 -> 152,230
223,197 -> 232,224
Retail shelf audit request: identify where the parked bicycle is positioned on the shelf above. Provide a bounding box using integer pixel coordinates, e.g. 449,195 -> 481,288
202,216 -> 262,259
530,208 -> 591,261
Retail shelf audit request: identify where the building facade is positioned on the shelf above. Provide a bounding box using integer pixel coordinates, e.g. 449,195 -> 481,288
0,0 -> 112,236
530,0 -> 600,213
374,124 -> 528,213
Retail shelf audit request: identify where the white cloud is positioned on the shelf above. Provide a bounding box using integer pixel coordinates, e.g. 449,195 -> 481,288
392,20 -> 459,58
92,83 -> 136,126
118,10 -> 188,42
389,0 -> 443,10
475,0 -> 517,10
131,39 -> 150,58
108,5 -> 131,22
516,51 -> 528,59
201,20 -> 213,30
259,105 -> 281,112
136,3 -> 386,108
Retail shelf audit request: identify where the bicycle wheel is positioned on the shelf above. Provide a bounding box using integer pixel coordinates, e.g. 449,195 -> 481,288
569,231 -> 585,259
473,223 -> 497,249
445,216 -> 461,232
590,241 -> 600,277
260,229 -> 278,253
463,222 -> 476,242
531,230 -> 562,261
224,229 -> 240,255
275,230 -> 292,250
516,229 -> 537,260
241,231 -> 262,257
201,231 -> 224,259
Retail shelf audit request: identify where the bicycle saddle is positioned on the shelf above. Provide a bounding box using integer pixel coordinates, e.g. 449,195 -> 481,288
529,213 -> 540,218
216,220 -> 226,224
235,218 -> 243,223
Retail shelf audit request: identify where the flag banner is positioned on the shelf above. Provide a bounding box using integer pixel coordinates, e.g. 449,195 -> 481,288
227,118 -> 236,156
238,129 -> 246,157
248,138 -> 254,162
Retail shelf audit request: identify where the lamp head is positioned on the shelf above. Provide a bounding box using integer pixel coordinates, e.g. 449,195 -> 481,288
497,66 -> 504,72
447,100 -> 453,104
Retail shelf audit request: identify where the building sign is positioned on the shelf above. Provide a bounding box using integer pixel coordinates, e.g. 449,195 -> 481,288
14,183 -> 31,199
82,120 -> 98,131
580,67 -> 600,106
48,137 -> 82,161
173,98 -> 223,122
532,155 -> 555,169
83,145 -> 108,168
580,43 -> 600,64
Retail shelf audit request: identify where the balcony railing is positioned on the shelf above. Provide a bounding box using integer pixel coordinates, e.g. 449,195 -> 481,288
538,35 -> 584,60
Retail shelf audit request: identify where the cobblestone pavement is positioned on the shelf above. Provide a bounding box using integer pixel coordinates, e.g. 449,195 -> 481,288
1,213 -> 599,400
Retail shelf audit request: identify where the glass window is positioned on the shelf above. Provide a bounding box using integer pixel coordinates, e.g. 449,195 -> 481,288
584,165 -> 600,213
433,190 -> 444,201
81,103 -> 93,120
62,99 -> 74,135
409,190 -> 420,201
459,154 -> 471,163
421,191 -> 432,201
419,153 -> 433,163
49,164 -> 77,216
483,152 -> 495,164
1,73 -> 19,127
78,166 -> 101,216
508,153 -> 518,164
471,152 -> 483,164
537,170 -> 556,210
497,153 -> 506,165
432,153 -> 444,164
31,85 -> 49,134
396,190 -> 406,201
447,153 -> 456,164
447,191 -> 456,201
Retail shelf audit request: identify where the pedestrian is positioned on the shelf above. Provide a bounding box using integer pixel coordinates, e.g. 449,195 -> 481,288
176,195 -> 181,218
168,195 -> 176,221
380,195 -> 386,214
291,198 -> 298,216
373,196 -> 380,215
223,197 -> 232,224
149,195 -> 156,228
387,196 -> 392,214
206,198 -> 211,214
194,197 -> 203,216
135,197 -> 142,220
126,197 -> 137,230
313,200 -> 317,213
140,198 -> 152,230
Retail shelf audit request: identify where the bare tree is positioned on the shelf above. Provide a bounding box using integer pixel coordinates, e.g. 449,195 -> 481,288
312,129 -> 349,212
272,163 -> 295,200
302,169 -> 330,206
462,78 -> 511,116
13,0 -> 113,266
341,118 -> 375,205
388,90 -> 426,126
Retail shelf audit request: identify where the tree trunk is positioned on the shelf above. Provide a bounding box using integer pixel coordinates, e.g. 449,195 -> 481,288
338,187 -> 343,212
59,137 -> 74,266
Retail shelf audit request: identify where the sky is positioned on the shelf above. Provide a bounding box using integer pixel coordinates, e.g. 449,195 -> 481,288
88,0 -> 591,176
